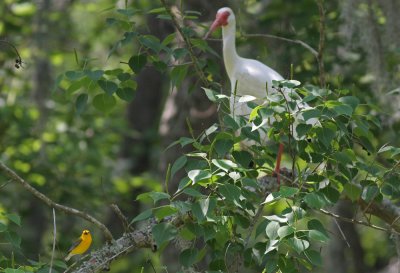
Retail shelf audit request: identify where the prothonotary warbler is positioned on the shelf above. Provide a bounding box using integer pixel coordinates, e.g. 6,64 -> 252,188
65,229 -> 92,261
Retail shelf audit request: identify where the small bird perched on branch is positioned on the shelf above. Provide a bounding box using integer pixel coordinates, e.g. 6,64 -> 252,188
65,229 -> 92,261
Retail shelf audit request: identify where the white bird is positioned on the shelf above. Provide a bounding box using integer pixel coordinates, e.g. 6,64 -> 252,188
205,7 -> 292,184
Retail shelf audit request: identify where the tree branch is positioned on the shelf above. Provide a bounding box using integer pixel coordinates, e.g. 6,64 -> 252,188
70,216 -> 183,273
240,33 -> 318,58
318,208 -> 400,234
66,168 -> 400,272
0,161 -> 114,242
159,0 -> 208,86
0,39 -> 23,68
316,0 -> 326,87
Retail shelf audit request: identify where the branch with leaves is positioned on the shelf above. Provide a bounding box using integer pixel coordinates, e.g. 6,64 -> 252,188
159,0 -> 209,86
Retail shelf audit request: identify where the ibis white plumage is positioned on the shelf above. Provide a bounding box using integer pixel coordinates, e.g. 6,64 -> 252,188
205,7 -> 287,184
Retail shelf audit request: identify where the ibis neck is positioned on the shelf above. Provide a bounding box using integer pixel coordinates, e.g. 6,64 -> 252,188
222,24 -> 239,79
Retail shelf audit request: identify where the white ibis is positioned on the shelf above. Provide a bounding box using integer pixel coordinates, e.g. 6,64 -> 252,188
205,7 -> 289,185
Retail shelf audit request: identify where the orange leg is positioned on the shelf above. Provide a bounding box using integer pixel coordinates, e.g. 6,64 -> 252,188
274,143 -> 284,189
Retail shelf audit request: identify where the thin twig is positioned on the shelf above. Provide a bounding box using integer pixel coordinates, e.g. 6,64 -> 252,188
0,161 -> 113,242
0,180 -> 12,190
316,0 -> 326,87
318,208 -> 399,234
241,33 -> 318,57
332,218 -> 351,248
110,204 -> 130,232
159,0 -> 208,86
49,208 -> 56,273
0,40 -> 23,68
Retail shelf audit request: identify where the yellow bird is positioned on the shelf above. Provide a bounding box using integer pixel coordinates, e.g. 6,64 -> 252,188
65,229 -> 92,261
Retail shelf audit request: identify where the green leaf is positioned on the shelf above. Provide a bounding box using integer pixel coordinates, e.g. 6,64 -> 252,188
264,239 -> 279,254
170,65 -> 188,88
138,35 -> 162,53
249,105 -> 264,121
309,230 -> 329,243
232,151 -> 252,168
179,248 -> 199,267
98,80 -> 118,96
173,47 -> 188,59
212,159 -> 237,172
343,183 -> 362,201
182,188 -> 203,197
130,209 -> 153,224
332,149 -> 356,165
203,88 -> 229,102
264,258 -> 279,273
75,94 -> 88,114
219,184 -> 241,203
171,155 -> 187,178
188,169 -> 211,184
296,124 -> 312,138
265,221 -> 280,240
153,205 -> 178,221
6,214 -> 21,226
92,94 -> 116,112
148,7 -> 167,14
5,269 -> 25,273
307,219 -> 328,237
277,225 -> 294,239
136,191 -> 170,204
128,54 -> 147,73
326,100 -> 353,116
152,223 -> 177,247
279,186 -> 298,198
362,185 -> 379,202
304,192 -> 327,209
0,223 -> 7,232
304,250 -> 323,266
316,125 -> 336,148
116,87 -> 136,101
338,96 -> 359,110
320,186 -> 340,204
214,139 -> 234,156
224,115 -> 240,131
117,72 -> 131,81
5,231 -> 21,248
301,108 -> 321,121
65,70 -> 85,80
86,70 -> 104,81
287,237 -> 309,254
191,197 -> 216,222
67,77 -> 87,94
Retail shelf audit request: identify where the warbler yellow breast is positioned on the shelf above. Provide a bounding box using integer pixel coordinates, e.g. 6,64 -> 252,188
65,229 -> 92,261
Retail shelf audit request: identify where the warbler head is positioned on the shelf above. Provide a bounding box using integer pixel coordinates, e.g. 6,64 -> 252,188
82,230 -> 90,237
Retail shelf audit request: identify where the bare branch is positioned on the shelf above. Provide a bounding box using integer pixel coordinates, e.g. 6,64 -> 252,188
240,33 -> 318,58
359,199 -> 400,233
49,208 -> 56,273
110,204 -> 130,232
0,161 -> 114,242
318,208 -> 400,234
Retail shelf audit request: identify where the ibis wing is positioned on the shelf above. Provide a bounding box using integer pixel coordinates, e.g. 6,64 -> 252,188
68,237 -> 83,252
233,58 -> 283,97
